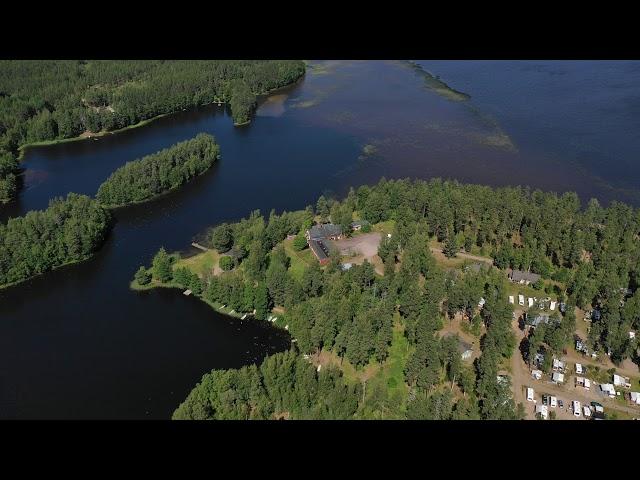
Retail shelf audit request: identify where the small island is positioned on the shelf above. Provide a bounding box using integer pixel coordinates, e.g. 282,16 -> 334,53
96,133 -> 220,208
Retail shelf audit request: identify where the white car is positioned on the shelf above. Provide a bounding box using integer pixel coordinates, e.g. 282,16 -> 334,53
583,406 -> 592,418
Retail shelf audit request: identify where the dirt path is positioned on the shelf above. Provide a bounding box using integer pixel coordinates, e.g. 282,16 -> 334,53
429,247 -> 493,265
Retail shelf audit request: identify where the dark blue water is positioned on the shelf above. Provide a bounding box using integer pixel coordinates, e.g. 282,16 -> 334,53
415,60 -> 640,203
1,60 -> 639,419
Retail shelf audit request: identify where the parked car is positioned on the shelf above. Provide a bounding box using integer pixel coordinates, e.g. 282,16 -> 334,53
542,395 -> 548,406
558,399 -> 564,408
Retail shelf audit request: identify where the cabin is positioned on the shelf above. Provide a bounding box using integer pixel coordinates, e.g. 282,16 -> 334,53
509,269 -> 541,285
306,223 -> 343,241
600,383 -> 616,398
308,239 -> 330,265
350,220 -> 369,231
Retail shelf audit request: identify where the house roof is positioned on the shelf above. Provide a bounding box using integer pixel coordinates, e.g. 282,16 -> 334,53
509,270 -> 541,283
350,220 -> 369,228
308,223 -> 343,240
308,239 -> 329,261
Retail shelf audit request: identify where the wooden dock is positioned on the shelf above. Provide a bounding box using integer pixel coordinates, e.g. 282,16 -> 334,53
191,242 -> 209,252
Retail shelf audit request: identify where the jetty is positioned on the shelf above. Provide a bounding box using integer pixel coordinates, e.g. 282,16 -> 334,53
191,242 -> 209,252
183,289 -> 192,296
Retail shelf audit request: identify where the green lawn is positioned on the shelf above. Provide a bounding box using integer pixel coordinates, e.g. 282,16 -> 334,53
174,250 -> 220,278
283,238 -> 314,281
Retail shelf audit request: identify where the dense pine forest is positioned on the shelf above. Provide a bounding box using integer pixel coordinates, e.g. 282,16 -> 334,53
0,193 -> 111,288
96,133 -> 220,207
0,60 -> 306,203
134,177 -> 640,419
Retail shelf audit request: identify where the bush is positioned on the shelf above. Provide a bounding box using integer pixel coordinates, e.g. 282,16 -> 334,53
219,256 -> 234,271
292,233 -> 308,251
361,223 -> 372,233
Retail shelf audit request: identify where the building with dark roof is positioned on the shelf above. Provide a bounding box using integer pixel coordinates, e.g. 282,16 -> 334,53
308,239 -> 330,265
508,269 -> 541,285
306,223 -> 343,241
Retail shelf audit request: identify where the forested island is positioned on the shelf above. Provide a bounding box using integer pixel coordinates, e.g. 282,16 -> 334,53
0,60 -> 306,203
132,177 -> 640,420
0,193 -> 111,289
96,133 -> 220,207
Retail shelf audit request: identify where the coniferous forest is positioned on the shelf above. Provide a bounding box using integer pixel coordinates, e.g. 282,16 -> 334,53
0,193 -> 111,288
134,177 -> 640,420
96,133 -> 220,207
0,60 -> 306,203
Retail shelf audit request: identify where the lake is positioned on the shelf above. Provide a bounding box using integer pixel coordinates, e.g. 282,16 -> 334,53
1,60 -> 639,419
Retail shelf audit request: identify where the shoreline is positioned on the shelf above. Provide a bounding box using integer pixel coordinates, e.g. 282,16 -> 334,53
99,156 -> 219,210
16,74 -> 307,160
0,254 -> 94,291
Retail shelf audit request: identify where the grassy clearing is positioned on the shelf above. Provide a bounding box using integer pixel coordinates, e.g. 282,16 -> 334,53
372,220 -> 395,236
282,237 -> 314,281
174,250 -> 220,278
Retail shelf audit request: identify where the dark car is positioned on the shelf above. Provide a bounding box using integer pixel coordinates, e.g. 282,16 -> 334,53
558,399 -> 564,408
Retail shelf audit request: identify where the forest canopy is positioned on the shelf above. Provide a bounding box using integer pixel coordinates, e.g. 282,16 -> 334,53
153,177 -> 640,420
0,60 -> 306,202
96,133 -> 220,207
0,193 -> 111,288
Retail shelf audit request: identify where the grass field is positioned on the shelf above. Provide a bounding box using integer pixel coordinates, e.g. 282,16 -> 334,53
174,250 -> 220,278
282,237 -> 314,281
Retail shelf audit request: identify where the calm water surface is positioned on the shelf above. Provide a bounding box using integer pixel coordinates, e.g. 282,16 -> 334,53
1,60 -> 639,419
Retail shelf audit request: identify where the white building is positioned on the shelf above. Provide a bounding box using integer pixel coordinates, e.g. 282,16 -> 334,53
600,383 -> 616,398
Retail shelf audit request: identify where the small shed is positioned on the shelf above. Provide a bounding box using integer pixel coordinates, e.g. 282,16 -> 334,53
552,372 -> 565,384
